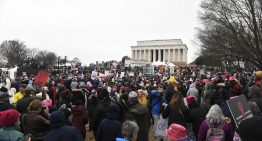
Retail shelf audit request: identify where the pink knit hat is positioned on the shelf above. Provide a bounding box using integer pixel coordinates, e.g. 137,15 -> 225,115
166,124 -> 187,141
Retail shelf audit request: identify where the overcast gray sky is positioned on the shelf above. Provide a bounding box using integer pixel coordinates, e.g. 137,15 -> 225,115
0,0 -> 202,65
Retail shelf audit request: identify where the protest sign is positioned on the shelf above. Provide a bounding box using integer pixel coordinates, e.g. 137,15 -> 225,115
129,72 -> 134,77
143,66 -> 154,74
104,71 -> 110,76
34,70 -> 50,86
226,95 -> 253,128
170,67 -> 174,74
120,72 -> 125,78
91,71 -> 98,80
156,115 -> 168,137
239,61 -> 245,69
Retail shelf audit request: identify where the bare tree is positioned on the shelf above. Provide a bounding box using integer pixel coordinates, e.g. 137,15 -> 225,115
35,50 -> 57,67
197,0 -> 262,69
27,48 -> 39,59
0,40 -> 28,67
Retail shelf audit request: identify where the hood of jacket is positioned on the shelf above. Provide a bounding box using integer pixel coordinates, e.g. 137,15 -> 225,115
50,111 -> 66,128
106,103 -> 120,120
129,103 -> 148,116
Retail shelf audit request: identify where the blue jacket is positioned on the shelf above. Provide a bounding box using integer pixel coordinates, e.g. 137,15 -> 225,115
150,90 -> 163,115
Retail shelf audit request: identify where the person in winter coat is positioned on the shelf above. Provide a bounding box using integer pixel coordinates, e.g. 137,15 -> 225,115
166,123 -> 191,141
187,83 -> 199,101
238,113 -> 262,141
96,103 -> 122,141
71,100 -> 88,139
13,84 -> 26,105
23,99 -> 51,141
0,92 -> 15,111
16,88 -> 36,114
162,92 -> 190,128
150,89 -> 165,138
92,88 -> 111,136
60,108 -> 73,125
187,96 -> 207,138
124,91 -> 150,141
165,83 -> 176,104
0,109 -> 25,141
87,89 -> 98,132
198,104 -> 234,141
44,111 -> 83,141
137,89 -> 148,106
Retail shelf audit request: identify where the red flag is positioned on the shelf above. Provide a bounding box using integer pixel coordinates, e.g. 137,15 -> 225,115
34,70 -> 50,86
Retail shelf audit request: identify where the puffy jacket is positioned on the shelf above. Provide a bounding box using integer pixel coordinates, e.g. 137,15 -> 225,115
0,126 -> 25,141
150,90 -> 161,115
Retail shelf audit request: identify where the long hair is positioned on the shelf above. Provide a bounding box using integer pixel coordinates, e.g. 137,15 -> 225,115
206,104 -> 225,124
169,91 -> 186,109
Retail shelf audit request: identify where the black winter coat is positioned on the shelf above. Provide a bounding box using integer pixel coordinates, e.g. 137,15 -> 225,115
162,104 -> 190,127
188,102 -> 208,138
124,102 -> 150,141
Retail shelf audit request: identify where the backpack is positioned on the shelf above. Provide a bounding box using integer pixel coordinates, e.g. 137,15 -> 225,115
205,121 -> 225,141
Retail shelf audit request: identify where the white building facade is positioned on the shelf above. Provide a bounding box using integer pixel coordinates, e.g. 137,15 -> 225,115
131,39 -> 188,64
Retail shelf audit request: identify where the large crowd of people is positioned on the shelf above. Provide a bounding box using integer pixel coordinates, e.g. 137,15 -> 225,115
0,65 -> 261,141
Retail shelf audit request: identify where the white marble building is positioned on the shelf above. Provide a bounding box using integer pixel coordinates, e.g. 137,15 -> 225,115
131,39 -> 188,64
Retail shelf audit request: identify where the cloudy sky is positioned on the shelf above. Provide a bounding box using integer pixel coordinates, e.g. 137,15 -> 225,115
0,0 -> 202,65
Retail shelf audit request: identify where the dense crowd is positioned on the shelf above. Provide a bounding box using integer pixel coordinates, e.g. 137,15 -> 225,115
0,66 -> 261,141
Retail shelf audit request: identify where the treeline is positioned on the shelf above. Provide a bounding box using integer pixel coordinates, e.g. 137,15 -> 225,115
0,40 -> 57,67
196,0 -> 262,69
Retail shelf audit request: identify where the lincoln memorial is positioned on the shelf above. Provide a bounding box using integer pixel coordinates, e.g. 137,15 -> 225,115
131,39 -> 188,64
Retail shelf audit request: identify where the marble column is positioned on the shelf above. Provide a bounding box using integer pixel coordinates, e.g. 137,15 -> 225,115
153,49 -> 156,62
158,49 -> 161,61
178,49 -> 181,62
163,49 -> 166,62
168,49 -> 171,62
143,49 -> 147,60
134,50 -> 136,60
148,50 -> 150,61
183,49 -> 187,63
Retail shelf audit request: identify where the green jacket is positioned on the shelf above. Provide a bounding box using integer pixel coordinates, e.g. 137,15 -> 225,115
0,126 -> 25,141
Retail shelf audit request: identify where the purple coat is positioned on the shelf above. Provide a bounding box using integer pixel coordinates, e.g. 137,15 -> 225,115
198,120 -> 234,141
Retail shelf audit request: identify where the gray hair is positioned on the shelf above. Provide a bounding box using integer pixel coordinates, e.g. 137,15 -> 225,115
122,120 -> 139,140
206,104 -> 225,124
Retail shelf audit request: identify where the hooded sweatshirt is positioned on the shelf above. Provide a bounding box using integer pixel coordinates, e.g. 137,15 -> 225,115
187,83 -> 199,99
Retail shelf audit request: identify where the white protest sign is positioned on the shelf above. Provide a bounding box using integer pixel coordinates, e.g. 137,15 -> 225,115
129,72 -> 134,77
120,72 -> 125,78
239,61 -> 245,69
91,71 -> 98,80
105,71 -> 109,76
156,115 -> 168,137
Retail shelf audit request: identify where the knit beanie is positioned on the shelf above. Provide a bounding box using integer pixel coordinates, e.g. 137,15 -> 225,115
0,109 -> 20,126
128,91 -> 138,102
166,123 -> 187,141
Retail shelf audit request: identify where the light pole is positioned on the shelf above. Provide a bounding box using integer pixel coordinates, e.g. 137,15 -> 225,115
58,56 -> 60,69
